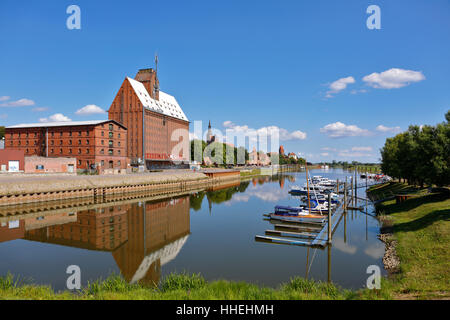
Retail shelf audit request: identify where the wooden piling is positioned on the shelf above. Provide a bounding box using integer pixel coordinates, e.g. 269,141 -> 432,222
344,182 -> 347,212
328,192 -> 332,244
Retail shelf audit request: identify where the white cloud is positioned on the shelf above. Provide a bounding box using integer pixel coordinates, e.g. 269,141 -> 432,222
32,107 -> 49,112
75,104 -> 106,115
0,96 -> 10,102
0,98 -> 35,107
351,146 -> 373,152
338,150 -> 374,158
375,125 -> 401,133
326,76 -> 355,98
39,113 -> 72,123
223,121 -> 307,142
333,237 -> 357,255
364,244 -> 385,259
223,121 -> 233,128
320,152 -> 329,157
320,122 -> 371,138
189,132 -> 199,141
363,68 -> 425,89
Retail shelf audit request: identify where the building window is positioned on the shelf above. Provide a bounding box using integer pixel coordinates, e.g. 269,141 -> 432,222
26,133 -> 29,138
109,140 -> 113,147
100,149 -> 104,154
108,149 -> 113,155
36,165 -> 44,170
109,124 -> 113,131
101,131 -> 104,136
69,132 -> 72,137
78,149 -> 81,154
86,140 -> 90,145
35,133 -> 38,138
26,141 -> 29,146
86,131 -> 89,136
78,140 -> 81,145
118,142 -> 121,147
101,160 -> 104,166
60,149 -> 63,154
86,149 -> 89,154
60,140 -> 63,145
51,140 -> 54,146
26,149 -> 29,154
18,141 -> 21,146
60,132 -> 63,137
51,149 -> 54,154
118,133 -> 121,138
78,131 -> 82,136
109,132 -> 113,138
78,160 -> 82,166
69,149 -> 72,154
51,132 -> 54,137
118,150 -> 121,155
69,140 -> 72,145
101,140 -> 104,145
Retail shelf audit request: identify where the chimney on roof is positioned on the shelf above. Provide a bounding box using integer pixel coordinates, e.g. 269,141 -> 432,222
135,68 -> 160,100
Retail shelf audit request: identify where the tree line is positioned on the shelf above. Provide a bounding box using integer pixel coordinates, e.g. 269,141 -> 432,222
380,111 -> 450,187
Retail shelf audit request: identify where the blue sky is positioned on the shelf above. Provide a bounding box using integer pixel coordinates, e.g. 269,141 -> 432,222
0,0 -> 449,162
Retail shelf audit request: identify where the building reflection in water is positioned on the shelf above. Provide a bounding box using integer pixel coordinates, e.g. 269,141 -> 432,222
1,196 -> 191,287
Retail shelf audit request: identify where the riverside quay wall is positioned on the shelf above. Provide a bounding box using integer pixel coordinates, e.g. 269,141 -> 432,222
0,170 -> 241,207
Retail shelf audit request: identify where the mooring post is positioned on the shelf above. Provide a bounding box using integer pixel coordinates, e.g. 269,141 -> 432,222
351,176 -> 353,205
344,182 -> 347,212
328,192 -> 332,244
355,168 -> 357,202
336,179 -> 340,193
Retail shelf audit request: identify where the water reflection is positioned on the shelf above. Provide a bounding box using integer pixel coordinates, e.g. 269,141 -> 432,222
0,170 -> 386,290
1,196 -> 191,287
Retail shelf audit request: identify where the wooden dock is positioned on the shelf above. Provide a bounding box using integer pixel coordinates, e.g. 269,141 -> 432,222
255,178 -> 373,248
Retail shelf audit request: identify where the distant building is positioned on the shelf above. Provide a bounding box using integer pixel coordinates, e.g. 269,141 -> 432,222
248,148 -> 271,166
288,152 -> 298,160
4,120 -> 128,171
206,121 -> 215,145
279,145 -> 285,156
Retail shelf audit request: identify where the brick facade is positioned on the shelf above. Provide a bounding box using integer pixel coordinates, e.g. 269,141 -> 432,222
4,120 -> 128,171
108,69 -> 189,167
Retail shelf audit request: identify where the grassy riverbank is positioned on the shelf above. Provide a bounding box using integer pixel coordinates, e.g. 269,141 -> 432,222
368,182 -> 450,299
0,273 -> 378,300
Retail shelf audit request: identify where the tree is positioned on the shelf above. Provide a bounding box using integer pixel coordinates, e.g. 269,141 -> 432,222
380,111 -> 450,186
0,126 -> 4,140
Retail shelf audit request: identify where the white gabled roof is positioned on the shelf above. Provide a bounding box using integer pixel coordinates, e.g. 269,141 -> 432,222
6,120 -> 115,129
127,77 -> 188,122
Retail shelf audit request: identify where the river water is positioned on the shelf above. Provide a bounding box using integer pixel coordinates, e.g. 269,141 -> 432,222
0,168 -> 386,291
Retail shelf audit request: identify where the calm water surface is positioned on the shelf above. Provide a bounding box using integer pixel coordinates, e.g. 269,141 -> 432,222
0,169 -> 386,291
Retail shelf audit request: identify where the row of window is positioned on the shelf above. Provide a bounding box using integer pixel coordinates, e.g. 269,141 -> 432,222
8,127 -> 121,139
11,140 -> 120,147
46,148 -> 119,155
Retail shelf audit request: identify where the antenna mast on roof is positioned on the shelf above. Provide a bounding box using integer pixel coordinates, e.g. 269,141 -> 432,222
154,53 -> 159,99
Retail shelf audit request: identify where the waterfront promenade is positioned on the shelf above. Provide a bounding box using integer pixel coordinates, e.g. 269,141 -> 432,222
0,170 -> 241,206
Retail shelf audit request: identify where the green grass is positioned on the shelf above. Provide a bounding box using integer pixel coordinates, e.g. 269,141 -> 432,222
240,168 -> 261,177
0,272 -> 390,300
368,183 -> 450,299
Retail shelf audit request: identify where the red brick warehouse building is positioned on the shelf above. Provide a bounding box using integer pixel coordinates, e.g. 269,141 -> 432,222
108,67 -> 190,169
4,120 -> 128,171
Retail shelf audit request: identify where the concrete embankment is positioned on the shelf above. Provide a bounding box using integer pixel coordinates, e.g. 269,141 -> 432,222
0,170 -> 241,207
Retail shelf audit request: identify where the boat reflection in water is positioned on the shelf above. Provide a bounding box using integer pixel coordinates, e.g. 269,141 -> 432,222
5,196 -> 190,287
